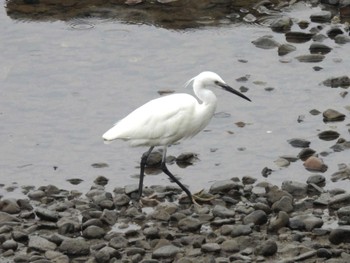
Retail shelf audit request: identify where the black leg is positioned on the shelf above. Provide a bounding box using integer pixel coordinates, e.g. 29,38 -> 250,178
138,146 -> 154,200
161,146 -> 193,202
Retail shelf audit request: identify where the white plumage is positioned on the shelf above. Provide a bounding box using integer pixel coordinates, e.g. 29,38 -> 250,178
102,71 -> 251,204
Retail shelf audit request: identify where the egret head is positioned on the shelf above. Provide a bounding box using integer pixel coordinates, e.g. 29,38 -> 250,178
189,71 -> 251,102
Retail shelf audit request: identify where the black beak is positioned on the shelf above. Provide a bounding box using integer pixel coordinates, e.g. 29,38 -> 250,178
217,83 -> 251,102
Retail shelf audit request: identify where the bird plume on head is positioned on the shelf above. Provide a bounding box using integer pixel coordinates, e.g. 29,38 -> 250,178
184,71 -> 226,89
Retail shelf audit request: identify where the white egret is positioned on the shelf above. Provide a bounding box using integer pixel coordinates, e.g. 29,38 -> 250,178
102,71 -> 251,204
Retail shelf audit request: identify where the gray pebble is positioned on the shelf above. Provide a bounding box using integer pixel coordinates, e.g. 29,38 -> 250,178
310,11 -> 332,22
58,238 -> 90,255
270,16 -> 292,33
2,239 -> 18,251
243,210 -> 267,225
0,198 -> 21,214
212,205 -> 235,218
109,235 -> 128,249
254,240 -> 278,256
152,245 -> 182,259
201,242 -> 221,252
82,225 -> 106,239
281,181 -> 308,198
268,211 -> 289,232
329,226 -> 350,244
272,196 -> 294,213
252,35 -> 280,49
209,180 -> 239,194
178,217 -> 202,232
28,236 -> 57,252
288,138 -> 310,148
35,207 -> 59,222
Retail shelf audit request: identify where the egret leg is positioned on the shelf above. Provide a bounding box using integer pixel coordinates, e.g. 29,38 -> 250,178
161,146 -> 194,203
138,146 -> 154,200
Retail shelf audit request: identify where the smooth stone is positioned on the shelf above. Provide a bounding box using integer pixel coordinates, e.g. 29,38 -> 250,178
35,207 -> 59,222
309,43 -> 332,54
230,224 -> 252,237
285,31 -> 313,43
209,180 -> 239,194
252,35 -> 280,49
243,210 -> 267,225
152,245 -> 182,259
143,226 -> 160,239
124,184 -> 139,194
278,43 -> 296,56
94,175 -> 109,186
303,156 -> 328,172
295,54 -> 325,63
322,76 -> 350,88
100,209 -> 117,226
212,205 -> 235,218
274,158 -> 290,168
323,109 -> 346,122
28,236 -> 57,252
288,138 -> 310,148
12,230 -> 29,243
201,242 -> 221,252
58,238 -> 90,255
329,226 -> 350,244
316,248 -> 332,259
109,235 -> 128,249
329,193 -> 350,210
306,174 -> 326,186
28,190 -> 46,200
318,130 -> 340,141
281,181 -> 308,198
254,240 -> 278,256
270,16 -> 292,33
82,225 -> 106,239
266,186 -> 293,204
268,211 -> 289,232
327,27 -> 344,39
2,239 -> 18,251
335,34 -> 350,44
221,239 -> 240,253
178,217 -> 202,232
0,199 -> 21,214
337,206 -> 350,224
272,196 -> 294,213
291,214 -> 323,231
95,246 -> 121,261
310,11 -> 332,22
297,148 -> 316,161
113,194 -> 130,206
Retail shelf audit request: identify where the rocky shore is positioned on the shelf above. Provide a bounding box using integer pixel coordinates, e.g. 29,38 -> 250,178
0,172 -> 350,262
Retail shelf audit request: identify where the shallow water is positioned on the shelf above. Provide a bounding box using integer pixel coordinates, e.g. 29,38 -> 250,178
1,1 -> 349,198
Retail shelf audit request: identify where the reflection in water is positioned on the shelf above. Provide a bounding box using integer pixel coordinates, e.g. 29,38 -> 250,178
5,0 -> 282,29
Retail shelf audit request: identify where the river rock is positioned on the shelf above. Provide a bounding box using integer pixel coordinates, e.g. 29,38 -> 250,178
309,43 -> 332,54
201,242 -> 221,252
318,130 -> 340,141
28,235 -> 57,252
329,193 -> 350,210
303,156 -> 328,172
322,75 -> 350,87
35,207 -> 59,222
266,186 -> 292,204
243,210 -> 267,225
337,206 -> 350,224
254,240 -> 278,256
296,54 -> 325,63
2,239 -> 18,251
270,16 -> 292,32
307,174 -> 326,186
327,27 -> 344,39
335,34 -> 350,44
323,109 -> 346,122
230,224 -> 252,237
268,211 -> 289,232
278,43 -> 297,56
288,138 -> 310,148
252,35 -> 280,49
329,226 -> 350,244
152,244 -> 182,259
272,196 -> 294,213
82,225 -> 106,239
281,181 -> 308,198
310,10 -> 332,22
58,238 -> 90,255
178,217 -> 202,232
209,179 -> 240,194
212,204 -> 235,218
297,148 -> 316,161
286,31 -> 313,43
221,239 -> 240,253
109,235 -> 128,249
0,198 -> 21,214
95,246 -> 122,262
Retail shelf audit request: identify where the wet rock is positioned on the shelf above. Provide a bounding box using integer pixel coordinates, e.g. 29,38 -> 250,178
266,186 -> 292,204
28,190 -> 46,200
318,130 -> 340,141
114,193 -> 131,206
95,246 -> 121,262
221,239 -> 240,253
82,225 -> 106,239
254,240 -> 278,256
335,34 -> 350,44
337,206 -> 350,224
35,207 -> 59,222
303,156 -> 328,172
327,27 -> 344,39
268,211 -> 289,232
272,196 -> 294,213
329,193 -> 350,210
124,184 -> 139,195
109,235 -> 128,249
28,236 -> 57,252
178,217 -> 202,232
212,205 -> 235,218
201,242 -> 221,253
243,210 -> 267,225
309,43 -> 332,54
323,109 -> 346,122
316,247 -> 332,259
0,198 -> 21,214
58,238 -> 90,256
94,175 -> 109,186
329,226 -> 350,244
270,16 -> 292,32
274,158 -> 290,168
0,211 -> 21,225
278,43 -> 296,56
297,148 -> 316,161
288,138 -> 310,148
2,239 -> 18,251
12,230 -> 29,243
209,179 -> 239,194
296,54 -> 325,63
307,174 -> 326,186
252,35 -> 280,49
331,166 -> 350,182
228,224 -> 252,237
286,31 -> 313,43
310,11 -> 332,22
176,152 -> 198,165
322,75 -> 350,88
281,181 -> 308,198
290,214 -> 323,231
152,245 -> 182,259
